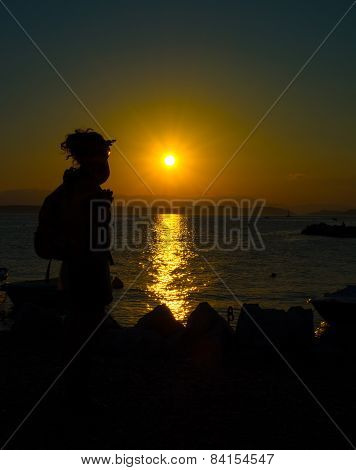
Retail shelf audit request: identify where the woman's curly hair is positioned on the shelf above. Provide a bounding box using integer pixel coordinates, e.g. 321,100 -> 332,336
61,129 -> 115,164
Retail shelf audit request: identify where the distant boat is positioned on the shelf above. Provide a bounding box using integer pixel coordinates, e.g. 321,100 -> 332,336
287,210 -> 291,217
310,285 -> 356,324
301,223 -> 356,238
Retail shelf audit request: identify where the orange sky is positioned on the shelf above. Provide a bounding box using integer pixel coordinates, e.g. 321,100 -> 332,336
1,1 -> 355,211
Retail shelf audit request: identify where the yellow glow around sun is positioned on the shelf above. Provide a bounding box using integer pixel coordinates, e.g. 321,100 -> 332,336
164,155 -> 176,166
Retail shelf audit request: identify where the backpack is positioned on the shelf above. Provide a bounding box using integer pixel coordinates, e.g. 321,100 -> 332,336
34,187 -> 67,261
35,166 -> 114,264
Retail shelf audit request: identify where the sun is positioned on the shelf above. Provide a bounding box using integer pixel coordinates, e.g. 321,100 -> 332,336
164,155 -> 176,167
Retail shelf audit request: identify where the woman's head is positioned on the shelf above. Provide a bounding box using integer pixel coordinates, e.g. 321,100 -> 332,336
61,129 -> 115,183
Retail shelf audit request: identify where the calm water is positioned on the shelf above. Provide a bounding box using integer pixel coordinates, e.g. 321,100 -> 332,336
1,208 -> 356,326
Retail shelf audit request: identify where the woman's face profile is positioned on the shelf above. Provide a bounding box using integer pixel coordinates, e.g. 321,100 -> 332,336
83,145 -> 111,184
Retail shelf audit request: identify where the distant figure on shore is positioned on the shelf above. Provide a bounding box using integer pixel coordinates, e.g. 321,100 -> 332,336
227,306 -> 234,324
35,129 -> 115,406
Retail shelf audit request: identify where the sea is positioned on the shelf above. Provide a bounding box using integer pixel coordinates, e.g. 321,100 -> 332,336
1,207 -> 356,327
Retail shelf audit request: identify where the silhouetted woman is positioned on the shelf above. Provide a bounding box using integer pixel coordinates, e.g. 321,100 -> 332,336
36,129 -> 115,407
60,129 -> 114,406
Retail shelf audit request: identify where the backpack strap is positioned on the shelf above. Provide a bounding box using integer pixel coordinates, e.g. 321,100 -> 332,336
45,259 -> 52,283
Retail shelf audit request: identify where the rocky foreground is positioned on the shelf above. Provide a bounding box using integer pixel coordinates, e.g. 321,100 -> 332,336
0,301 -> 355,449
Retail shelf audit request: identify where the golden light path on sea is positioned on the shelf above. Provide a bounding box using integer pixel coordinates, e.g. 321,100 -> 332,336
146,213 -> 197,321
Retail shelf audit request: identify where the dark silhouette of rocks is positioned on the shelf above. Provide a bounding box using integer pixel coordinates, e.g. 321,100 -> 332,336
317,319 -> 356,356
111,276 -> 124,289
136,304 -> 185,337
310,286 -> 356,355
185,302 -> 234,365
302,222 -> 356,238
311,285 -> 356,325
5,297 -> 318,358
2,297 -> 356,449
236,304 -> 314,352
186,302 -> 227,335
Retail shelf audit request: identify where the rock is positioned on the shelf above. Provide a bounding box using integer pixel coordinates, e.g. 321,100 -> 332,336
136,304 -> 184,337
316,320 -> 356,355
101,314 -> 121,331
236,304 -> 314,352
112,277 -> 124,289
136,328 -> 165,357
286,306 -> 314,349
186,302 -> 225,335
96,326 -> 144,355
185,302 -> 234,365
97,325 -> 168,358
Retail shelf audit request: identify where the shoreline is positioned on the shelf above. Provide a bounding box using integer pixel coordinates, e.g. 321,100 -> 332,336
0,300 -> 355,449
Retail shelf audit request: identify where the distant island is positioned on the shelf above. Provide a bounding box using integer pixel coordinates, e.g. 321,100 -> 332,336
0,189 -> 50,206
0,203 -> 291,217
0,205 -> 41,213
1,190 -> 356,217
307,209 -> 356,216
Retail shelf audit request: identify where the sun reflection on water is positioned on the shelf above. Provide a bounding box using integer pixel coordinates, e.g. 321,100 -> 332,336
145,213 -> 197,321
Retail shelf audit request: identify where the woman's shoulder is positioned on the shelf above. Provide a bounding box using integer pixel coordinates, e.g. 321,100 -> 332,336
63,168 -> 100,194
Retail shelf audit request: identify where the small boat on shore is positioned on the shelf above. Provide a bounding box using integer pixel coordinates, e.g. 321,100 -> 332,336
310,285 -> 356,324
302,223 -> 356,238
1,275 -> 122,309
0,279 -> 61,308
